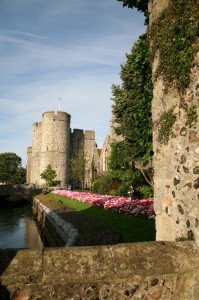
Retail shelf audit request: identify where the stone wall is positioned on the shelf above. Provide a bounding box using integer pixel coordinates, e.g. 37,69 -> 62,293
33,197 -> 78,247
150,0 -> 199,244
31,122 -> 42,185
0,185 -> 42,202
70,129 -> 84,159
84,130 -> 97,187
148,0 -> 169,25
1,241 -> 199,299
26,147 -> 32,184
99,112 -> 123,174
99,134 -> 111,172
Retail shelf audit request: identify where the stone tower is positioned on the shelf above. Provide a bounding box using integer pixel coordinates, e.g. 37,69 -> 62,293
40,111 -> 71,186
27,110 -> 100,187
27,111 -> 71,186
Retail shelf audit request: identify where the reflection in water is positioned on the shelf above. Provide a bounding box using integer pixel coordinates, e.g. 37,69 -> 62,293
0,204 -> 43,249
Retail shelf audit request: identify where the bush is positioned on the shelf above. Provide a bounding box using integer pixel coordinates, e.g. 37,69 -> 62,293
109,189 -> 117,196
136,185 -> 153,199
117,182 -> 131,196
92,176 -> 109,195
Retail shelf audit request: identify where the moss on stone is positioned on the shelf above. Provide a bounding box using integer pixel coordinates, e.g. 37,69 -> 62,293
149,0 -> 199,92
157,108 -> 176,144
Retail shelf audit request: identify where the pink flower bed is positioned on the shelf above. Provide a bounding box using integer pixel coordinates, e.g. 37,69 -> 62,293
52,190 -> 155,220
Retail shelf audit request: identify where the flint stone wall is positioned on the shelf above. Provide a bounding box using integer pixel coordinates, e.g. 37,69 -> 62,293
0,241 -> 199,299
150,0 -> 199,244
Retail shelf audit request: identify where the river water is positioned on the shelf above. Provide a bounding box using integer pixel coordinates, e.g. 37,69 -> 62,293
0,203 -> 43,249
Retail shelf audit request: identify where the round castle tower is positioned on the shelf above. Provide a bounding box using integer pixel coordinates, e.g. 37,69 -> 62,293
40,111 -> 71,186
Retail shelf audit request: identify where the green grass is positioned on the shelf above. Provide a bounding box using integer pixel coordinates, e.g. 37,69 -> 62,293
50,193 -> 155,243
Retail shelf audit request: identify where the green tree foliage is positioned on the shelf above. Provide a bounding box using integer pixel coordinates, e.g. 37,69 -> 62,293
117,0 -> 149,22
107,141 -> 149,194
40,164 -> 60,187
0,152 -> 22,184
70,148 -> 86,190
108,142 -> 139,182
92,175 -> 109,195
11,167 -> 26,184
112,33 -> 153,165
108,141 -> 130,172
117,0 -> 148,12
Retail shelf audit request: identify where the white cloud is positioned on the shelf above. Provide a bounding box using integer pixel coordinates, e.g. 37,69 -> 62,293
0,0 -> 145,166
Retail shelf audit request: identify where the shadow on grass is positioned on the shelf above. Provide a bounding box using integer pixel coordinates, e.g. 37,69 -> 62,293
58,209 -> 122,246
73,205 -> 156,244
37,194 -> 156,246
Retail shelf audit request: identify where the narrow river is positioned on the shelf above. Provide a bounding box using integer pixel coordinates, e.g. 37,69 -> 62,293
0,203 -> 43,249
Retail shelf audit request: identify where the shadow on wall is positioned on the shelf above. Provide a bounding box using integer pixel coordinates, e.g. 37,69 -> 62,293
0,249 -> 18,276
0,283 -> 11,300
0,249 -> 18,300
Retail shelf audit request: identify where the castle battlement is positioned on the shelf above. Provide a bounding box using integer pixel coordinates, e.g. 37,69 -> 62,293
84,130 -> 95,140
27,111 -> 99,187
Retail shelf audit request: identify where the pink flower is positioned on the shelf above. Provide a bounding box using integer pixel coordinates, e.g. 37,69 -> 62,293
52,190 -> 155,219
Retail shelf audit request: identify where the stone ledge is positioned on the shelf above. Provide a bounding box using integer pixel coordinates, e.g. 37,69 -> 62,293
1,241 -> 199,299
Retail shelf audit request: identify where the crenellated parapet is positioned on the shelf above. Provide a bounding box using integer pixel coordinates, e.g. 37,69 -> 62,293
27,111 -> 100,188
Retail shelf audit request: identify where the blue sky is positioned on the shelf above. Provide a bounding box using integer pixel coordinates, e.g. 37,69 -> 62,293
0,0 -> 145,167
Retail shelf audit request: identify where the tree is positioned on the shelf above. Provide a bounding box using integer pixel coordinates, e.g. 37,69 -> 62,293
112,33 -> 153,165
111,33 -> 154,188
11,167 -> 26,184
117,0 -> 149,22
40,164 -> 60,187
108,141 -> 130,172
0,152 -> 22,184
70,148 -> 86,190
107,141 -> 148,188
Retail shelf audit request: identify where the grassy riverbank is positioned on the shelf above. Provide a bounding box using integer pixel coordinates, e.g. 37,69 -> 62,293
36,193 -> 155,245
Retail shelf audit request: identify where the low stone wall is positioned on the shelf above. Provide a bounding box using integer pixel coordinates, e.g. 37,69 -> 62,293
0,241 -> 199,299
33,197 -> 79,247
0,185 -> 42,202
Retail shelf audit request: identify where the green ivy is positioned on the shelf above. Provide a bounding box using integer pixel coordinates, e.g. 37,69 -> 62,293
186,105 -> 198,127
117,0 -> 149,23
157,108 -> 176,144
150,0 -> 199,92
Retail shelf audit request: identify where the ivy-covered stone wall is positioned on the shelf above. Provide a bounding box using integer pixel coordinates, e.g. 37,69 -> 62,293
149,0 -> 199,243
